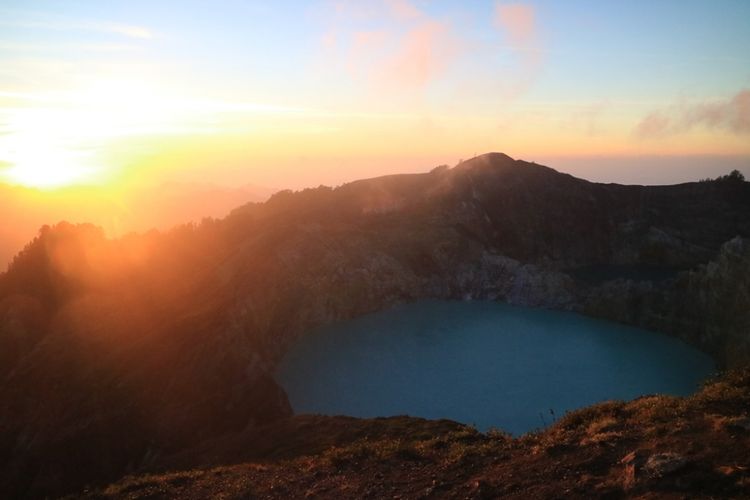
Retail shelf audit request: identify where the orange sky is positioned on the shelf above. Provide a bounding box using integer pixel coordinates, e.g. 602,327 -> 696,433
1,0 -> 749,192
1,1 -> 749,265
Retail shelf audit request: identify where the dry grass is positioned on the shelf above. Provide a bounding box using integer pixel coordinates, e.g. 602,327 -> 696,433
79,368 -> 750,500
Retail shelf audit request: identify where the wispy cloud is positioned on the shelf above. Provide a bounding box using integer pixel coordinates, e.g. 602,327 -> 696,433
0,41 -> 140,53
494,3 -> 536,46
318,0 -> 458,93
98,23 -> 152,39
315,1 -> 550,113
381,19 -> 453,89
0,90 -> 61,103
560,101 -> 611,137
492,2 -> 544,99
0,17 -> 154,39
0,88 -> 307,116
635,89 -> 750,138
385,0 -> 422,21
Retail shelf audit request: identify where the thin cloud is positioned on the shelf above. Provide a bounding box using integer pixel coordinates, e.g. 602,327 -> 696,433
635,112 -> 672,138
0,19 -> 153,39
318,0 -> 458,92
0,41 -> 140,52
635,89 -> 750,138
385,0 -> 423,21
316,1 -> 546,105
494,3 -> 536,45
0,89 -> 308,116
101,23 -> 152,39
492,2 -> 545,99
561,101 -> 611,137
382,19 -> 453,89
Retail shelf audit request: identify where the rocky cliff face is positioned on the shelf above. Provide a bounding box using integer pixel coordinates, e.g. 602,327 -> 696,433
1,153 -> 748,497
219,153 -> 749,366
583,236 -> 750,368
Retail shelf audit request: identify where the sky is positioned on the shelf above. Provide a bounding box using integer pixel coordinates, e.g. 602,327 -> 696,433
1,0 -> 749,191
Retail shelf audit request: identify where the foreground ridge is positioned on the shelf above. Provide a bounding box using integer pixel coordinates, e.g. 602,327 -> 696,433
84,369 -> 750,499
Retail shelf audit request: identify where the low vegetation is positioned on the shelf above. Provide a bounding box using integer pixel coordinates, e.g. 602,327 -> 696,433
79,369 -> 750,499
699,169 -> 746,183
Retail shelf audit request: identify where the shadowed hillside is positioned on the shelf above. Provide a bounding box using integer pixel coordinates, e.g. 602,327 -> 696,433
81,369 -> 750,499
1,153 -> 749,497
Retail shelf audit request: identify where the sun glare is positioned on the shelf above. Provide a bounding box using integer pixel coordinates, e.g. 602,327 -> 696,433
2,150 -> 96,189
0,78 -> 186,189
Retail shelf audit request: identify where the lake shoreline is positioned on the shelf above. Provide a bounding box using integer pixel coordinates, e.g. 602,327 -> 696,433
278,299 -> 715,434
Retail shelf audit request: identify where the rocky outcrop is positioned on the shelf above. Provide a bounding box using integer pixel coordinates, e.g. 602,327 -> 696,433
0,153 -> 748,497
621,450 -> 690,490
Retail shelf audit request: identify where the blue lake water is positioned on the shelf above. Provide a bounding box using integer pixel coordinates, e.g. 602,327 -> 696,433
277,300 -> 715,435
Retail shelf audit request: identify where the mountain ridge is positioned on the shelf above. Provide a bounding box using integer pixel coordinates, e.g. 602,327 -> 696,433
1,152 -> 749,497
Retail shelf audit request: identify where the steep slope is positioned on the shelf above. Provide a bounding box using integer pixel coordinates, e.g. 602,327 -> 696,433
1,153 -> 749,497
0,224 -> 291,497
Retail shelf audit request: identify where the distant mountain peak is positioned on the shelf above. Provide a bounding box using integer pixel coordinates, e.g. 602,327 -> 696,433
459,152 -> 516,166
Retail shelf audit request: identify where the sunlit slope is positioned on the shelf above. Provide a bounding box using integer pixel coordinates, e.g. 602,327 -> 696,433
0,181 -> 273,269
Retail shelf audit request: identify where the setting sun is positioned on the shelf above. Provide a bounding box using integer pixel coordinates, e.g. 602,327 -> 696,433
0,78 -> 188,189
1,0 -> 748,195
1,149 -> 94,189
